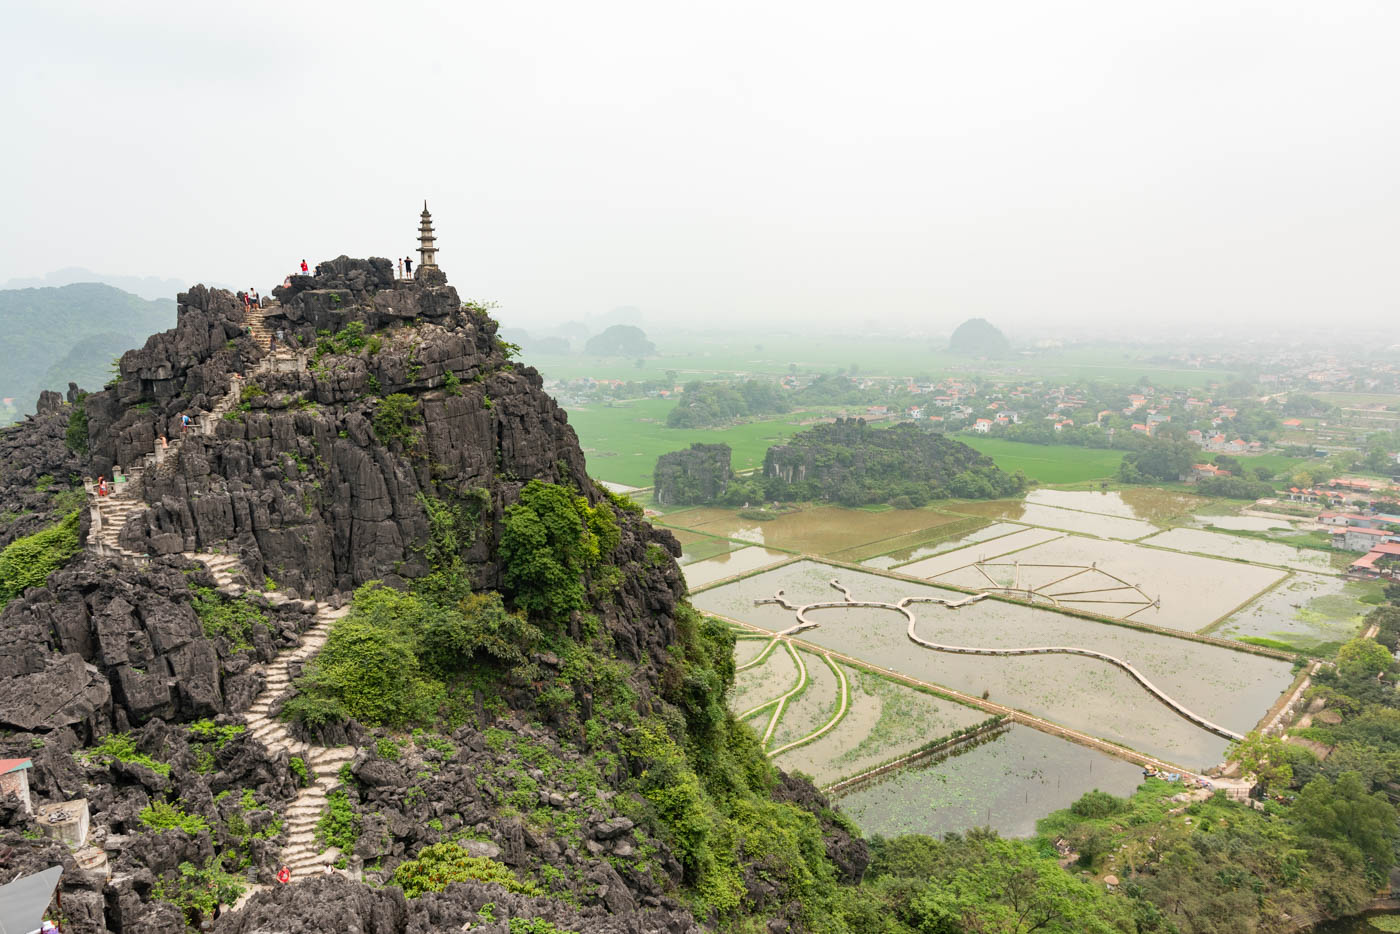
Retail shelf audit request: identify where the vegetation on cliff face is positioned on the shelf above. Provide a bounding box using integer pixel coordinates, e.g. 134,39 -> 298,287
500,480 -> 620,619
0,508 -> 81,606
762,419 -> 1028,507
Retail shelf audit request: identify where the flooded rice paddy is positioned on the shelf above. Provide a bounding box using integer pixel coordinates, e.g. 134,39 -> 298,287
766,664 -> 987,786
1197,514 -> 1298,532
833,724 -> 1144,839
926,536 -> 1284,632
732,639 -> 799,712
896,527 -> 1065,578
1140,527 -> 1335,573
1025,488 -> 1207,524
948,500 -> 1158,540
681,546 -> 792,589
660,505 -> 967,556
695,561 -> 1295,766
860,521 -> 1018,569
674,531 -> 740,565
766,650 -> 841,749
1214,574 -> 1382,650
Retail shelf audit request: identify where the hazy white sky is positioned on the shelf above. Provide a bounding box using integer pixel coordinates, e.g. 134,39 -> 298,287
4,1 -> 1398,331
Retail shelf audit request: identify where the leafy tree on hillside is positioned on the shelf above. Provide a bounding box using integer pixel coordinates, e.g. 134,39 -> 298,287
667,380 -> 790,428
1118,436 -> 1199,483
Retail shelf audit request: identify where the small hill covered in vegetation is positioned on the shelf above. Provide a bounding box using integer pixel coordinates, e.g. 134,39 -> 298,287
948,317 -> 1010,356
654,443 -> 734,505
763,418 -> 1028,506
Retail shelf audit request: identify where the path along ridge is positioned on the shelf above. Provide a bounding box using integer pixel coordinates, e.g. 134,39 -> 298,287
84,314 -> 357,884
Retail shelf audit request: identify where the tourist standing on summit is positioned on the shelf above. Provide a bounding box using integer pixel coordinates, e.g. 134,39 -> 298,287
404,256 -> 413,276
397,257 -> 403,279
300,259 -> 309,275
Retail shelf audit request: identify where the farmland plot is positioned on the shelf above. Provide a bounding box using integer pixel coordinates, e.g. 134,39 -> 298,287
766,651 -> 842,750
1214,574 -> 1382,651
926,535 -> 1285,632
1024,488 -> 1205,523
1140,528 -> 1334,574
732,640 -> 799,713
663,505 -> 967,556
694,561 -> 1295,767
676,533 -> 739,565
681,547 -> 792,589
771,665 -> 986,786
896,527 -> 1064,578
948,500 -> 1157,540
833,724 -> 1144,839
733,635 -> 773,667
861,521 -> 1022,569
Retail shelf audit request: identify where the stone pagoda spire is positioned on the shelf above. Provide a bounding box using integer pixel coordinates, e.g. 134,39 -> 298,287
417,201 -> 438,270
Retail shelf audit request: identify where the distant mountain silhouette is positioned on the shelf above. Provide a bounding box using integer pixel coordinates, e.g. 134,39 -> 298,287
0,283 -> 175,421
2,267 -> 198,302
948,317 -> 1010,356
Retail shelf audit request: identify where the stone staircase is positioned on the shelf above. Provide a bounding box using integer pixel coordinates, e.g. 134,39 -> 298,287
83,333 -> 361,889
244,601 -> 355,880
192,548 -> 358,882
245,301 -> 293,354
86,473 -> 149,557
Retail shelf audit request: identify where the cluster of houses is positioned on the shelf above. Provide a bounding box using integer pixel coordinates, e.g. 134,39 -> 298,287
1315,491 -> 1400,579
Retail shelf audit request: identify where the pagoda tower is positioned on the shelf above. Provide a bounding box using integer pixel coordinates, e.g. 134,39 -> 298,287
417,201 -> 438,270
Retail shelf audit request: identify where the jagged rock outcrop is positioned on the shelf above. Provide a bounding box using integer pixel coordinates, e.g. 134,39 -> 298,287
215,875 -> 702,934
0,389 -> 85,548
0,555 -> 317,735
653,443 -> 733,506
0,713 -> 301,934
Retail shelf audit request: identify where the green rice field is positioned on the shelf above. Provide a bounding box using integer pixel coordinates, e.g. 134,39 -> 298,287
565,398 -> 810,488
957,438 -> 1125,484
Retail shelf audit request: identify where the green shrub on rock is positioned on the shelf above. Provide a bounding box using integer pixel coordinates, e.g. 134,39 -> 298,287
0,510 -> 81,606
391,843 -> 542,898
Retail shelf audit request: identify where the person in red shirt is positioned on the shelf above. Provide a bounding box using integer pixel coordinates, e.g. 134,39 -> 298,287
277,865 -> 291,884
300,259 -> 309,275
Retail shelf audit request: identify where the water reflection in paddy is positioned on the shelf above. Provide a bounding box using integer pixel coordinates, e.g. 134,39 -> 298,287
661,505 -> 967,556
681,547 -> 792,589
925,535 -> 1285,633
861,522 -> 1023,569
1025,488 -> 1206,524
950,501 -> 1157,540
1140,528 -> 1334,574
834,724 -> 1144,839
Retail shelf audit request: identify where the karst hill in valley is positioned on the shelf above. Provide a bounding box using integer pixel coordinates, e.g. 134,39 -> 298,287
764,418 -> 1029,507
0,250 -> 864,933
947,316 -> 1010,357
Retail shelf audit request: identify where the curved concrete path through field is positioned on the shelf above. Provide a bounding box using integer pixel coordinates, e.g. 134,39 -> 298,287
756,579 -> 1243,742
